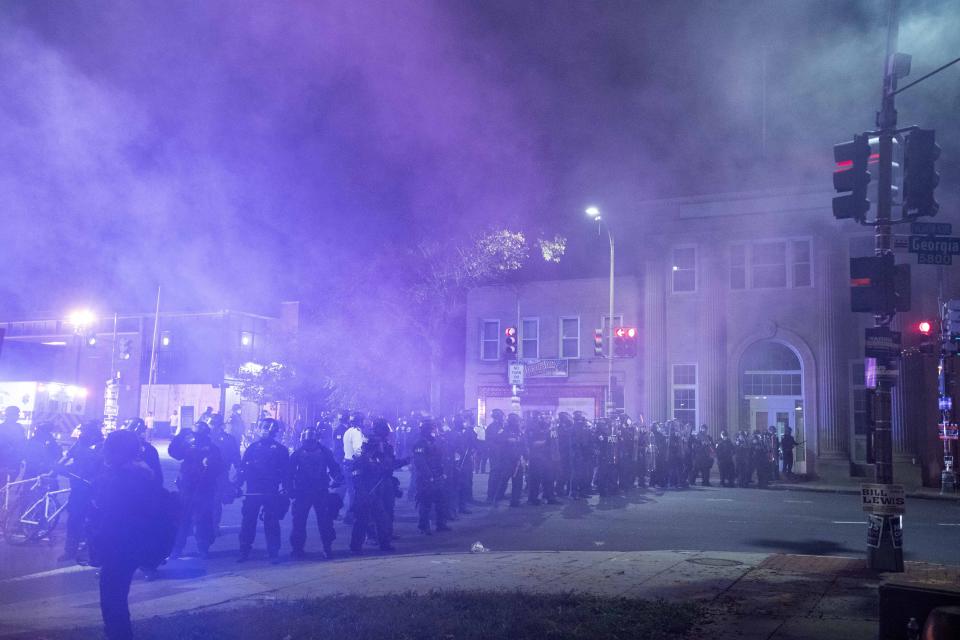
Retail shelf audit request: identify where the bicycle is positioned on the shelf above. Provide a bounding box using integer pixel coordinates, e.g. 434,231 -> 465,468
1,476 -> 70,544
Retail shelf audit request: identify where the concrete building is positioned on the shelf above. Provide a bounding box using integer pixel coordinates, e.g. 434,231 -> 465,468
0,303 -> 299,434
465,186 -> 957,485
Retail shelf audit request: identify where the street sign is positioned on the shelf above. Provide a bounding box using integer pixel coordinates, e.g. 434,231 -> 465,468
938,423 -> 959,441
508,362 -> 524,386
911,222 -> 952,236
908,235 -> 960,265
860,483 -> 906,516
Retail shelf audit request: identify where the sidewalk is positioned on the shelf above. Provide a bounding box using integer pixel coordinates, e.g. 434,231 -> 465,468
2,550 -> 958,639
771,477 -> 960,502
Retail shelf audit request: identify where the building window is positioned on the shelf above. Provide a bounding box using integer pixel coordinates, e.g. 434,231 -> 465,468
560,317 -> 580,359
480,320 -> 500,361
742,372 -> 802,396
672,363 -> 697,425
521,317 -> 539,360
731,239 -> 813,289
751,241 -> 788,288
792,239 -> 812,287
730,244 -> 746,290
240,331 -> 254,349
672,247 -> 696,293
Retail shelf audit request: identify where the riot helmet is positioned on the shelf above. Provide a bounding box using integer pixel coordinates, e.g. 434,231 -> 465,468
259,418 -> 282,440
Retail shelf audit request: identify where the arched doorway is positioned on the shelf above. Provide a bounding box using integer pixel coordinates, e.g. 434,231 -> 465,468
738,340 -> 807,474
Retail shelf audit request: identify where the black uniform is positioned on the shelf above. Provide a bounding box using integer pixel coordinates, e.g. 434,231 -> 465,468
23,430 -> 62,478
451,419 -> 478,512
90,446 -> 170,640
571,416 -> 595,498
289,440 -> 342,557
0,414 -> 27,483
413,427 -> 450,532
636,427 -> 651,488
617,421 -> 638,492
780,433 -> 799,476
751,433 -> 770,489
350,435 -> 401,552
237,436 -> 289,560
596,420 -> 619,497
525,416 -> 557,504
735,432 -> 752,488
555,413 -> 574,496
716,434 -> 736,487
484,414 -> 506,502
691,429 -> 715,487
492,417 -> 525,506
168,427 -> 224,557
60,430 -> 104,559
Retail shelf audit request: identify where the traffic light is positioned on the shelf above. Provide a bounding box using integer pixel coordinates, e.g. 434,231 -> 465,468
903,128 -> 940,218
593,329 -> 604,356
504,326 -> 517,357
850,255 -> 895,314
946,300 -> 960,343
916,320 -> 934,337
119,338 -> 133,360
85,330 -> 97,347
833,134 -> 871,222
613,327 -> 638,358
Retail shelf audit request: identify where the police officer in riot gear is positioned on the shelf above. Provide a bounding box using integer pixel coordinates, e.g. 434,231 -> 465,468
237,418 -> 290,563
24,421 -> 63,479
716,430 -> 736,487
413,418 -> 450,534
555,412 -> 574,496
168,421 -> 224,559
58,420 -> 104,562
691,424 -> 716,487
350,419 -> 404,553
493,413 -> 525,506
485,409 -> 506,502
526,413 -> 557,505
122,418 -> 163,485
289,426 -> 343,560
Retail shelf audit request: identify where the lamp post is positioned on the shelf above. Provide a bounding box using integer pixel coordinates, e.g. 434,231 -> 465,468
586,206 -> 614,416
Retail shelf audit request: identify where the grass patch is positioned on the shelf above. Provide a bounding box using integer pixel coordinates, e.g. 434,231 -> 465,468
45,591 -> 700,640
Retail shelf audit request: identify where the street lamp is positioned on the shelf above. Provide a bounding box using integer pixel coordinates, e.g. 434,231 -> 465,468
585,206 -> 615,416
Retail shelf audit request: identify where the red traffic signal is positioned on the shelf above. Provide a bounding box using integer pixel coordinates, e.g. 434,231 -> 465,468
916,320 -> 934,336
504,326 -> 517,355
613,326 -> 638,357
593,329 -> 604,356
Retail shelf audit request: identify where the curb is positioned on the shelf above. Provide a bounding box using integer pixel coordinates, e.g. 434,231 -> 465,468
771,483 -> 960,502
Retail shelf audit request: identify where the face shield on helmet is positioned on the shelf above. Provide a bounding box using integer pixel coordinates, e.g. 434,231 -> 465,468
300,427 -> 318,444
259,418 -> 282,440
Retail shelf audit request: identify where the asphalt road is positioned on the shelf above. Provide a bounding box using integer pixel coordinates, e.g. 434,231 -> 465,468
1,451 -> 958,606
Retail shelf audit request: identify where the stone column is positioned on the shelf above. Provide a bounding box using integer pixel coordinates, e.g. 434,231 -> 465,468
817,237 -> 849,459
643,253 -> 668,422
698,247 -> 727,435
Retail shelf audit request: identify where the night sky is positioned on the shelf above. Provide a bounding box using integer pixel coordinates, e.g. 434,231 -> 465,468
1,0 -> 958,317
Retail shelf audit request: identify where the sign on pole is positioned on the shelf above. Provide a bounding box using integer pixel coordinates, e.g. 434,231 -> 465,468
860,483 -> 906,516
508,362 -> 525,386
908,235 -> 960,265
911,222 -> 952,236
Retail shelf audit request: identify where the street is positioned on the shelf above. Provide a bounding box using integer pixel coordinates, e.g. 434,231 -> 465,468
1,450 -> 958,610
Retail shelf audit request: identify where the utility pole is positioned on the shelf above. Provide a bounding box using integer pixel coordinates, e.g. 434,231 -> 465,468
868,0 -> 904,573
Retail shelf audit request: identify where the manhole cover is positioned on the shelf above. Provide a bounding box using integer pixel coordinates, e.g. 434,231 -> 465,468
685,557 -> 744,567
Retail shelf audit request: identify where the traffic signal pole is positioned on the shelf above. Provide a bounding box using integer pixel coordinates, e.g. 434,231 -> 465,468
868,0 -> 905,573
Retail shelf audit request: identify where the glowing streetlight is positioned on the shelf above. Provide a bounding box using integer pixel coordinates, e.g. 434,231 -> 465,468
67,309 -> 97,330
584,205 -> 615,416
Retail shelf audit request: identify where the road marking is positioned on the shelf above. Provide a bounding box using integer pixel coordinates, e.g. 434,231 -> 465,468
832,521 -> 865,525
937,523 -> 960,527
784,500 -> 813,504
0,564 -> 93,583
706,498 -> 735,502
